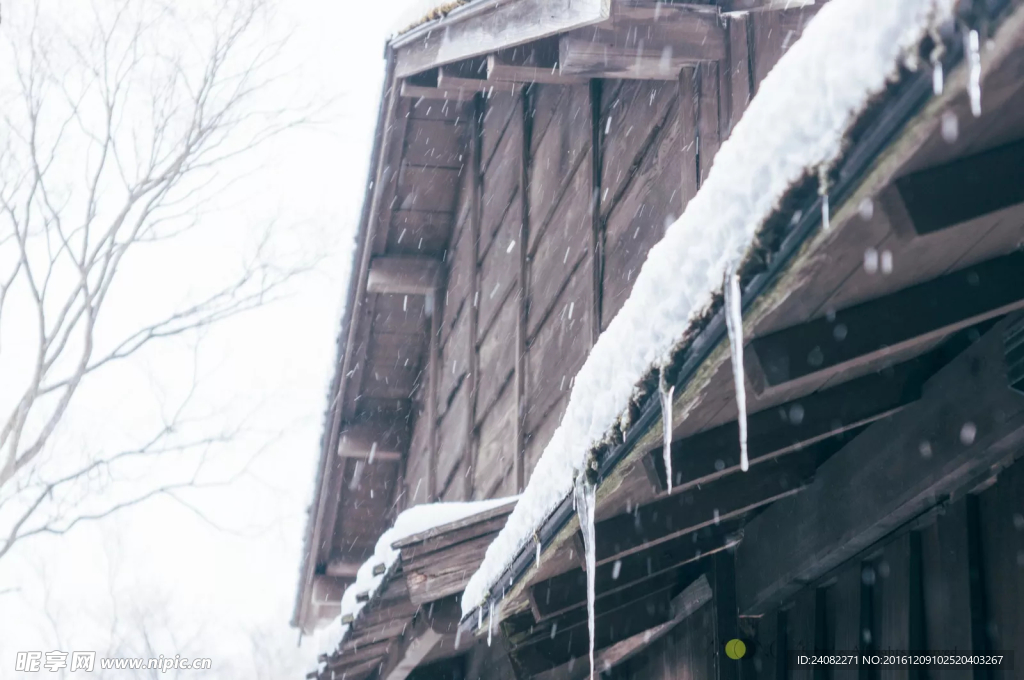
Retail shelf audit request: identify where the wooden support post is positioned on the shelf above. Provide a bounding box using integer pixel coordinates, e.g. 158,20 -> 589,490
514,86 -> 532,494
590,78 -> 604,343
712,551 -> 741,680
463,94 -> 484,501
427,289 -> 440,501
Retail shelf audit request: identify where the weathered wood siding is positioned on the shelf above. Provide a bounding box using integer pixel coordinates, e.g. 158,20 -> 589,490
400,4 -> 823,507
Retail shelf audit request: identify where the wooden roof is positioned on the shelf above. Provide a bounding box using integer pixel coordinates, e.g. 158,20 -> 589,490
315,502 -> 515,680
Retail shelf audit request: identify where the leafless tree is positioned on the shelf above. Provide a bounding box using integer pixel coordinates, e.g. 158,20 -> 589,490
0,0 -> 305,561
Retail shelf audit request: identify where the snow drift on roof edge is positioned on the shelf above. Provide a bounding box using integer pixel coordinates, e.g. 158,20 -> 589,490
318,497 -> 515,661
462,0 -> 957,618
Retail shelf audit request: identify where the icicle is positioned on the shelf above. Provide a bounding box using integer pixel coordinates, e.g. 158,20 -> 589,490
966,29 -> 982,117
818,166 -> 830,231
932,61 -> 944,95
724,263 -> 749,472
487,601 -> 494,647
659,367 -> 675,493
535,532 -> 542,569
478,604 -> 483,631
574,456 -> 598,680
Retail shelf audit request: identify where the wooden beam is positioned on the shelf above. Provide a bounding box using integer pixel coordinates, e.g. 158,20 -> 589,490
648,361 -> 925,491
595,452 -> 815,564
735,321 -> 1024,615
533,574 -> 714,679
718,0 -> 816,11
427,291 -> 440,501
746,252 -> 1024,392
311,575 -> 349,604
392,0 -> 611,78
514,87 -> 531,493
366,256 -> 444,296
529,521 -> 739,620
336,423 -> 404,462
486,38 -> 588,84
328,639 -> 394,669
324,559 -> 363,579
437,65 -> 519,94
559,6 -> 726,79
887,133 -> 1024,236
379,597 -> 461,680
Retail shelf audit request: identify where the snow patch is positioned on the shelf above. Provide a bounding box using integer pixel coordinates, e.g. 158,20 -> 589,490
462,0 -> 956,618
320,497 -> 515,660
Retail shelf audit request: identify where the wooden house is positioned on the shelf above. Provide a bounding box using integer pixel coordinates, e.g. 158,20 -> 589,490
295,0 -> 1024,678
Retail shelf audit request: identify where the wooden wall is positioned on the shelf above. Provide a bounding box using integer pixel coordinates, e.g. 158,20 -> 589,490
399,6 -> 821,508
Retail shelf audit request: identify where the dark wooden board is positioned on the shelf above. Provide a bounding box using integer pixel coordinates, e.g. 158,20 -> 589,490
602,95 -> 682,326
439,309 -> 469,412
476,295 -> 517,420
525,258 -> 592,434
397,165 -> 461,212
403,118 -> 467,168
478,196 -> 521,337
527,160 -> 591,337
474,381 -> 516,500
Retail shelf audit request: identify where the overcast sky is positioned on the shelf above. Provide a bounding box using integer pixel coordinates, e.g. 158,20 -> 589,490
0,0 -> 426,676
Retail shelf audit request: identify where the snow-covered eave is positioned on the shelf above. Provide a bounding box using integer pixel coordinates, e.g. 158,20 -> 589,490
460,0 -> 987,628
313,498 -> 517,671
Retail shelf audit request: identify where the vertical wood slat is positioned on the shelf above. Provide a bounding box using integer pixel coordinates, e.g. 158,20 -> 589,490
697,61 -> 721,187
713,551 -> 741,680
965,495 -> 993,679
726,13 -> 753,134
427,289 -> 440,501
679,66 -> 700,207
463,94 -> 484,501
590,78 -> 604,347
514,86 -> 532,493
921,499 -> 973,680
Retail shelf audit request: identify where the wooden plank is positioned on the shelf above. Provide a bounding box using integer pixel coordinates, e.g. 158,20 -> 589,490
712,551 -> 741,680
478,197 -> 520,338
396,165 -> 461,212
476,298 -> 517,419
725,13 -> 752,134
648,362 -> 924,491
516,87 -> 531,493
392,0 -> 611,78
720,0 -> 816,10
400,80 -> 475,102
595,453 -> 815,564
525,260 -> 592,433
464,94 -> 483,500
601,92 -> 682,325
438,65 -> 520,94
697,60 -> 720,185
559,10 -> 727,79
735,323 -> 1024,615
890,137 -> 1024,236
530,523 -> 739,619
367,256 -> 444,295
387,210 -> 453,257
473,381 -> 516,499
427,291 -> 441,500
337,422 -> 406,462
746,252 -> 1024,392
590,79 -> 604,346
403,119 -> 467,168
487,38 -> 588,84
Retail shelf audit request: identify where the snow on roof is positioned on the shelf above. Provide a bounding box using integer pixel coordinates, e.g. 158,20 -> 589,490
318,497 -> 516,660
390,0 -> 469,37
462,0 -> 957,617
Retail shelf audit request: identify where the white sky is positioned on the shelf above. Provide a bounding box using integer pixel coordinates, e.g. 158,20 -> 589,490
0,0 -> 429,676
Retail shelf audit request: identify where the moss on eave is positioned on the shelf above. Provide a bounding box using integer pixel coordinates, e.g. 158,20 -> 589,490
396,0 -> 471,36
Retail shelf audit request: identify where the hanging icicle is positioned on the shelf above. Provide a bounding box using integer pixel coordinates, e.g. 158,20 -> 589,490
574,455 -> 599,680
659,367 -> 675,493
818,165 -> 830,231
534,531 -> 542,569
966,28 -> 982,117
930,29 -> 945,95
724,263 -> 749,472
487,601 -> 495,647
